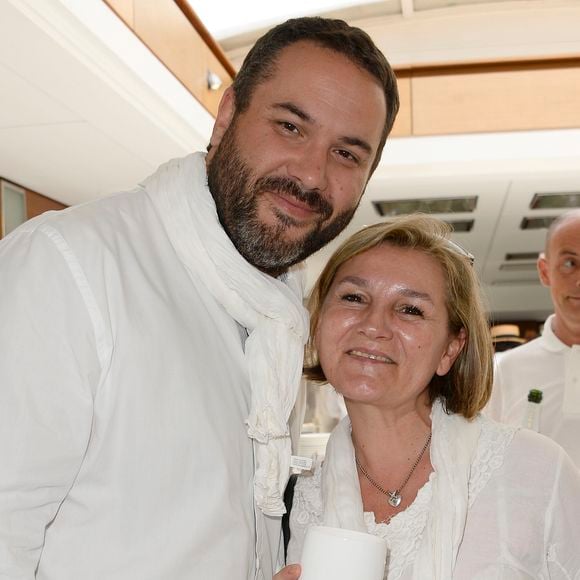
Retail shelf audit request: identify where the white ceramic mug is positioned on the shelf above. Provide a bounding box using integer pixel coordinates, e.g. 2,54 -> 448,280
299,525 -> 387,580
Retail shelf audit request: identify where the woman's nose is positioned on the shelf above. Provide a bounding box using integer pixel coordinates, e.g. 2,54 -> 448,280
357,306 -> 393,340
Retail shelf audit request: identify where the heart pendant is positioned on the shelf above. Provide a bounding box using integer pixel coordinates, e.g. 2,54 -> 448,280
387,491 -> 401,507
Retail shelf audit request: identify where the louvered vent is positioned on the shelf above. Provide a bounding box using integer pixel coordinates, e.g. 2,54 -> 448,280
530,192 -> 580,209
373,196 -> 477,217
505,252 -> 540,261
520,216 -> 556,230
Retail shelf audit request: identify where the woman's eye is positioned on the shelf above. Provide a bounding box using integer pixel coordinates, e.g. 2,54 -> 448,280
400,305 -> 424,317
340,293 -> 363,303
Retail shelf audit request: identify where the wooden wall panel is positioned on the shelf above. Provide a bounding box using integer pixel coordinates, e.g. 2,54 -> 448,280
100,2 -> 580,136
0,181 -> 66,239
26,190 -> 66,220
203,48 -> 231,117
389,74 -> 412,138
132,0 -> 231,116
133,0 -> 206,96
411,65 -> 580,136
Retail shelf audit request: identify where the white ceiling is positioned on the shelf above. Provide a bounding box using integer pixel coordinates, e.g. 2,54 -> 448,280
0,0 -> 212,204
187,0 -> 386,40
2,0 -> 580,322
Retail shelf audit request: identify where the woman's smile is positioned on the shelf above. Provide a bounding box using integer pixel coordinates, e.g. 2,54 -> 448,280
347,349 -> 395,364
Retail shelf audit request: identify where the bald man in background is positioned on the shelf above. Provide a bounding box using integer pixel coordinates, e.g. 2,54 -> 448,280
489,209 -> 580,468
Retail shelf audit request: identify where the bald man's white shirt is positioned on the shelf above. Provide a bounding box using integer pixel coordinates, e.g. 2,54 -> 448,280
488,315 -> 580,468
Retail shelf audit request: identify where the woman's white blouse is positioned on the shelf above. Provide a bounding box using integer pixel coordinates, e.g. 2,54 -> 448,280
288,421 -> 580,579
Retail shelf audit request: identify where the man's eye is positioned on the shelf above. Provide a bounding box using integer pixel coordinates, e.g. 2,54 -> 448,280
279,121 -> 299,134
336,149 -> 358,163
562,258 -> 576,269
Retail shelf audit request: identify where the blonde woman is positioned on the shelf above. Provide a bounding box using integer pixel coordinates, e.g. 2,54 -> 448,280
286,215 -> 580,579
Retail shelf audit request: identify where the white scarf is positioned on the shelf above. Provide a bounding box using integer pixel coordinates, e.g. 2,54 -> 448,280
321,399 -> 481,578
142,152 -> 309,516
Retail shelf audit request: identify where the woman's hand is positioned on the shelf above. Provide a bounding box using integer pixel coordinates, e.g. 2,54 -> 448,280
273,563 -> 301,579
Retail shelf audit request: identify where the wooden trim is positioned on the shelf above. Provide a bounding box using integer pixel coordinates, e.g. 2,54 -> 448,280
395,54 -> 580,78
172,0 -> 237,79
103,0 -> 134,28
25,189 -> 66,220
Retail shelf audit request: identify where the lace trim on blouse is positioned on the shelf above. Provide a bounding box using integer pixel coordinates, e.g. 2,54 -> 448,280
365,471 -> 435,580
468,419 -> 516,508
289,417 -> 516,579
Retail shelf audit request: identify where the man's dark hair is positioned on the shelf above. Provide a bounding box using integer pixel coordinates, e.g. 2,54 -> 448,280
232,17 -> 399,174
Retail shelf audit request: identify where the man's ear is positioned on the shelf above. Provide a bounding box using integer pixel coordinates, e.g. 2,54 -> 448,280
207,87 -> 236,155
537,252 -> 551,287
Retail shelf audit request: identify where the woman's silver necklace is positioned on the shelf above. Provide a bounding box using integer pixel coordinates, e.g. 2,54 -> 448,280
355,432 -> 432,508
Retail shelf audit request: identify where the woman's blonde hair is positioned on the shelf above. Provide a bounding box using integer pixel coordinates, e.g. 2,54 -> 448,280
304,214 -> 493,419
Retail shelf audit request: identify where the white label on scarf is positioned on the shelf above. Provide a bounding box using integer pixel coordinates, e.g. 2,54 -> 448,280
290,456 -> 313,471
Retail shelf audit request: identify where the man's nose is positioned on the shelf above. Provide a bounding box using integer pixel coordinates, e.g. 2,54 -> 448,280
287,143 -> 329,193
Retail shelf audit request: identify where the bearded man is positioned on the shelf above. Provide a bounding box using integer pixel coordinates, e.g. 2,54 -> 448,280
0,17 -> 398,580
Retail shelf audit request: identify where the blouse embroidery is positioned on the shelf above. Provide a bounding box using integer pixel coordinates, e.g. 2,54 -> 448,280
289,416 -> 516,579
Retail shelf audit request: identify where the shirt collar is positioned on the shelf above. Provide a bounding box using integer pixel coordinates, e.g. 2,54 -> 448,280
542,314 -> 571,352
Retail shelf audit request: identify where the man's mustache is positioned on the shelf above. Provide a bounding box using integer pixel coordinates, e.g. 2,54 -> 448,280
254,176 -> 333,220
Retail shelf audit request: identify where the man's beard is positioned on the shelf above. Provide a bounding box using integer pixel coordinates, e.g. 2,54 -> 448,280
207,123 -> 359,276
